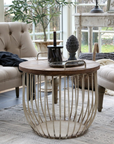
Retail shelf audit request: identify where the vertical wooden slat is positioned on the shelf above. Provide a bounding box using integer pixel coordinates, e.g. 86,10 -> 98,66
66,76 -> 70,138
95,72 -> 98,111
86,72 -> 98,129
59,76 -> 61,138
88,27 -> 93,52
76,15 -> 82,57
35,75 -> 43,123
39,75 -> 45,119
70,76 -> 74,119
36,75 -> 45,136
44,76 -> 50,137
77,74 -> 85,134
83,74 -> 90,127
72,75 -> 77,136
64,76 -> 66,120
23,73 -> 35,128
52,76 -> 56,137
24,73 -> 38,133
74,75 -> 80,137
23,73 -> 30,123
30,74 -> 40,134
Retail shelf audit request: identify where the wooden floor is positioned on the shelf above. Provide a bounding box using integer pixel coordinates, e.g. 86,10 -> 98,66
0,87 -> 23,110
0,78 -> 67,110
0,84 -> 45,110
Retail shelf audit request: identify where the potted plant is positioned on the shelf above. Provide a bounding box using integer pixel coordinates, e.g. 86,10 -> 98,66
6,0 -> 75,42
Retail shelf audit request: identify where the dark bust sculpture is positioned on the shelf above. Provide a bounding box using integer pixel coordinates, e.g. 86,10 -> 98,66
66,35 -> 79,60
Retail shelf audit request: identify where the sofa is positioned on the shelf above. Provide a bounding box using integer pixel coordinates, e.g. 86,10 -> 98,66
0,22 -> 37,97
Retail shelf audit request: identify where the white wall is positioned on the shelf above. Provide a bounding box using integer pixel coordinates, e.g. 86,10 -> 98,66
0,0 -> 4,22
63,0 -> 75,59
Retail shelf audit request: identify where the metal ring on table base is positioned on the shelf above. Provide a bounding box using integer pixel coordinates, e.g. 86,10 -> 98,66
22,68 -> 98,139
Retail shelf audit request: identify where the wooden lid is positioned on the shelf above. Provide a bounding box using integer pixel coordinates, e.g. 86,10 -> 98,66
47,45 -> 63,49
19,59 -> 100,76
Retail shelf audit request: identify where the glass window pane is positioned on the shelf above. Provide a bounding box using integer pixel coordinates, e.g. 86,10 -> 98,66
4,0 -> 13,5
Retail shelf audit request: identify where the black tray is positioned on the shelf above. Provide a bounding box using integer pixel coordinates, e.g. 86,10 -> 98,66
49,61 -> 85,68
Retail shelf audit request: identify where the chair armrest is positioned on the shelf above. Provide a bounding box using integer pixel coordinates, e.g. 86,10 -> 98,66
93,43 -> 99,61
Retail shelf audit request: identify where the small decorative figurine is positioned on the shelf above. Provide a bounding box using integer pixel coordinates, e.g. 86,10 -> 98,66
66,35 -> 79,60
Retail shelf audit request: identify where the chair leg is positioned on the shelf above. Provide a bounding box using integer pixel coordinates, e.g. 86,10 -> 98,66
33,75 -> 35,100
15,87 -> 19,98
25,74 -> 35,100
98,85 -> 105,112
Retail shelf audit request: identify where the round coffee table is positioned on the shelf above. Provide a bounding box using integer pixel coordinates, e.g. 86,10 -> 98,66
19,59 -> 100,139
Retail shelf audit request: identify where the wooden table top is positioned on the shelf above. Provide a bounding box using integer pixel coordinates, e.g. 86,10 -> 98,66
19,59 -> 100,76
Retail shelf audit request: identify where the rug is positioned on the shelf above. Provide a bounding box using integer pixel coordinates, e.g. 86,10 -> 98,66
105,89 -> 114,96
0,91 -> 114,144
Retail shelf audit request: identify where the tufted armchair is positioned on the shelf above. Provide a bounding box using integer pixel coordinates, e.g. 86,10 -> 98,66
97,59 -> 114,112
0,22 -> 37,97
79,43 -> 114,112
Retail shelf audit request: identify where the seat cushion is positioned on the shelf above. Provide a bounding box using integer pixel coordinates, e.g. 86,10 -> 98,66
79,52 -> 114,61
0,57 -> 47,91
0,65 -> 21,82
0,57 -> 38,83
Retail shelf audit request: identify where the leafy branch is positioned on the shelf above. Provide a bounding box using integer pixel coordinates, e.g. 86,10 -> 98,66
6,0 -> 76,41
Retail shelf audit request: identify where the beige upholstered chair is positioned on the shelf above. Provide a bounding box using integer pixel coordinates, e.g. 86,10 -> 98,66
93,44 -> 114,112
97,59 -> 114,112
79,43 -> 114,112
0,22 -> 37,97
